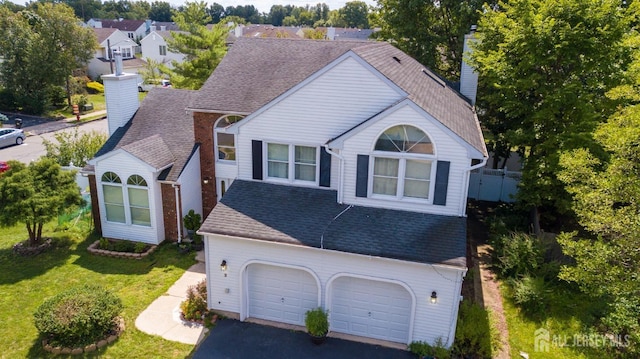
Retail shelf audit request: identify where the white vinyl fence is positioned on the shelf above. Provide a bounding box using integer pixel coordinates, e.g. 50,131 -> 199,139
468,168 -> 521,203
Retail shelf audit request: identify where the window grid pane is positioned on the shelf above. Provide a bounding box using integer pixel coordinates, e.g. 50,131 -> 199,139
372,157 -> 399,196
217,133 -> 236,161
267,143 -> 289,178
294,146 -> 316,181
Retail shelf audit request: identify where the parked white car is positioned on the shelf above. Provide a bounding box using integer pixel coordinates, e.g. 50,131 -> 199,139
138,79 -> 171,92
0,128 -> 25,149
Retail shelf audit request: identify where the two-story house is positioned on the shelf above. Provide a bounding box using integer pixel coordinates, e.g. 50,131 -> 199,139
88,28 -> 143,80
87,36 -> 485,348
139,30 -> 186,68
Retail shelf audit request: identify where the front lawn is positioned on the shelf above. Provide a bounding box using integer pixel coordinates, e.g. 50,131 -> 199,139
0,215 -> 197,358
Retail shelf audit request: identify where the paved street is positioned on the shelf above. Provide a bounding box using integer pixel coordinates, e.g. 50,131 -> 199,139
0,117 -> 108,164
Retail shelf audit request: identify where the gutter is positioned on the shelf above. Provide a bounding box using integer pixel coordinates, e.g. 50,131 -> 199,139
323,145 -> 344,204
460,157 -> 488,216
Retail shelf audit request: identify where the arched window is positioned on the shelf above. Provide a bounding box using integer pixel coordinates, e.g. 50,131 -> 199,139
127,175 -> 150,226
372,125 -> 435,200
215,115 -> 244,162
102,172 -> 125,223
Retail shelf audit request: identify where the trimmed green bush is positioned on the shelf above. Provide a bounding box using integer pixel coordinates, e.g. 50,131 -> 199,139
180,280 -> 207,321
34,285 -> 123,347
409,337 -> 450,358
305,307 -> 329,337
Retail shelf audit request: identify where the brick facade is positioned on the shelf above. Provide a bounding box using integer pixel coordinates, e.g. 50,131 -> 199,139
88,174 -> 102,235
193,111 -> 223,216
161,183 -> 181,241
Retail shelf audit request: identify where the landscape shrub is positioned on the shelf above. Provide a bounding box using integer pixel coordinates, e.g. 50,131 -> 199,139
34,285 -> 123,347
453,301 -> 497,358
47,86 -> 67,106
68,76 -> 90,95
511,275 -> 548,315
491,232 -> 545,279
86,81 -> 104,94
180,279 -> 207,321
134,242 -> 147,253
409,337 -> 450,358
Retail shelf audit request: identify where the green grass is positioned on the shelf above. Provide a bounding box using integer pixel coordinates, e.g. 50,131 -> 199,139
502,281 -> 610,359
0,215 -> 198,358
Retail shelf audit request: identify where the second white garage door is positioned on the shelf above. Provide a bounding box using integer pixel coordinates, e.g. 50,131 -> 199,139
247,264 -> 319,326
330,276 -> 412,343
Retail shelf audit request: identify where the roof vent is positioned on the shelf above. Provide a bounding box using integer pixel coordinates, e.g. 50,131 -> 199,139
392,56 -> 401,63
422,69 -> 445,87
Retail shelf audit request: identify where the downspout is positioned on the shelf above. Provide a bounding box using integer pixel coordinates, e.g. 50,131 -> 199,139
172,183 -> 182,243
460,157 -> 488,216
323,145 -> 344,204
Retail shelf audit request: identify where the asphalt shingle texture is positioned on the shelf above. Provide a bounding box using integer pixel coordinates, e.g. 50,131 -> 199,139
200,180 -> 466,268
92,88 -> 198,181
190,37 -> 485,156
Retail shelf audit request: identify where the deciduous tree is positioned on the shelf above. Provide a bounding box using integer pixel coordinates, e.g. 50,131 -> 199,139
43,128 -> 107,168
0,159 -> 83,246
470,0 -> 629,232
0,3 -> 96,114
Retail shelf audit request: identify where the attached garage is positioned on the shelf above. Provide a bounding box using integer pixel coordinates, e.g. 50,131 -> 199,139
246,263 -> 320,326
329,276 -> 413,343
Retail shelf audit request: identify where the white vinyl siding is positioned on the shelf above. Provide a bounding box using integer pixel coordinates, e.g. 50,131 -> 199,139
177,149 -> 202,221
95,151 -> 165,244
236,56 -> 404,187
205,234 -> 464,346
341,104 -> 470,216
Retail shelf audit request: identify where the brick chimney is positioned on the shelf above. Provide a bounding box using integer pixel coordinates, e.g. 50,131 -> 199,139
101,51 -> 140,136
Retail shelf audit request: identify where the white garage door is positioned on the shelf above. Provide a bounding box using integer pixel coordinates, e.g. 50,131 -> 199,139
330,276 -> 412,343
247,264 -> 318,326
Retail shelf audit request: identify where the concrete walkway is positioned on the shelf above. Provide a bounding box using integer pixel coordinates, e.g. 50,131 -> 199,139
135,254 -> 208,345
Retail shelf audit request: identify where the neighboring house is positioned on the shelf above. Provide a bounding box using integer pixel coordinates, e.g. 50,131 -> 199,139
150,22 -> 180,32
89,19 -> 148,41
88,35 -> 485,348
88,28 -> 142,79
140,31 -> 186,67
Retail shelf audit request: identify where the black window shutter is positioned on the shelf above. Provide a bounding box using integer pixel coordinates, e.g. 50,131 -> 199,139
251,140 -> 263,180
356,155 -> 369,197
319,148 -> 331,187
433,160 -> 450,206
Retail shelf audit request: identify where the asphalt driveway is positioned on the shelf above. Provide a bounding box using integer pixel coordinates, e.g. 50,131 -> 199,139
192,319 -> 415,359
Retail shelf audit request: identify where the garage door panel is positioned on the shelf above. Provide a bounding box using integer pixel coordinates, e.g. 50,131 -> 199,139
247,264 -> 318,326
330,276 -> 411,343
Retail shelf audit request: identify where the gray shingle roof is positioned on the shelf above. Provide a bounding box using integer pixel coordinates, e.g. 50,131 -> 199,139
94,88 -> 198,181
200,180 -> 467,268
100,19 -> 145,31
189,37 -> 485,156
93,28 -> 118,44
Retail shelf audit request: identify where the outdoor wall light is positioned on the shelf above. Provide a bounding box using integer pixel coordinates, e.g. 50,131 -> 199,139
430,291 -> 438,304
220,260 -> 227,272
203,177 -> 210,184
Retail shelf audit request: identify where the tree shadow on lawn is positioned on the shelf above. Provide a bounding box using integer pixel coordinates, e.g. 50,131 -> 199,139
0,236 -> 75,286
71,237 -> 196,275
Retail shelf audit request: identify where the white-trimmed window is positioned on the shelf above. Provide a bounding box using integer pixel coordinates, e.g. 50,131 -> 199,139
102,172 -> 125,223
121,47 -> 132,58
266,143 -> 318,183
371,125 -> 435,200
214,115 -> 243,162
127,175 -> 150,226
159,45 -> 167,56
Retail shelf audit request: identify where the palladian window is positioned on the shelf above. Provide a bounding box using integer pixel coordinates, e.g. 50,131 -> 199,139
102,172 -> 125,223
215,115 -> 244,162
127,175 -> 150,226
372,125 -> 434,200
